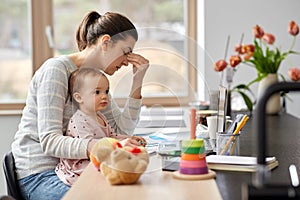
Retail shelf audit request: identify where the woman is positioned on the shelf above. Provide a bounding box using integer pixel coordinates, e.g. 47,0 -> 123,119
11,11 -> 149,200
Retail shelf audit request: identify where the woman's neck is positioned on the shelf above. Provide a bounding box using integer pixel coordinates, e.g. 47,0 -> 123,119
69,48 -> 104,70
68,51 -> 86,67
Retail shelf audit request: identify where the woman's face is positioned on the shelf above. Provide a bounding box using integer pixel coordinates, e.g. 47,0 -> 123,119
102,36 -> 136,75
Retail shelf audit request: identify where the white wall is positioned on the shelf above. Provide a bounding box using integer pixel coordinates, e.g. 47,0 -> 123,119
0,115 -> 21,195
198,0 -> 300,117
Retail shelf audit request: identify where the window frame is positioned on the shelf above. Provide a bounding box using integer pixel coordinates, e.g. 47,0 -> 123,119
0,0 -> 197,110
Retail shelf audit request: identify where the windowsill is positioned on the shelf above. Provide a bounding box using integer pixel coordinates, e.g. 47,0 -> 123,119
0,110 -> 23,116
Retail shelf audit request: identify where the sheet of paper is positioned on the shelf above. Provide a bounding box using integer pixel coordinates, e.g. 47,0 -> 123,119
137,119 -> 186,128
206,155 -> 276,165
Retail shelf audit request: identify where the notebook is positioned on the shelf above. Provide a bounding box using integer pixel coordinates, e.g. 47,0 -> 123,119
206,155 -> 279,172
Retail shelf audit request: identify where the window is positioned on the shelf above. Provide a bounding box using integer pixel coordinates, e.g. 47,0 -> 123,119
0,0 -> 54,110
0,0 -> 32,108
53,0 -> 197,106
1,0 -> 197,110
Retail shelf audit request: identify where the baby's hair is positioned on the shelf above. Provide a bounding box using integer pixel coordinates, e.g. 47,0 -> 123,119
76,11 -> 138,51
68,67 -> 107,102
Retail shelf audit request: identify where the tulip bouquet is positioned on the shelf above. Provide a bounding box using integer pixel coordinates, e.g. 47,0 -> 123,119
214,20 -> 300,112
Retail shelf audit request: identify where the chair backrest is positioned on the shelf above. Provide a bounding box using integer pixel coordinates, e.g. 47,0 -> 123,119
2,151 -> 24,200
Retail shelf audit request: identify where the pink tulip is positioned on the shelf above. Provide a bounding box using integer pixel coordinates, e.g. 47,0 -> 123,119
214,59 -> 227,72
253,25 -> 264,39
234,44 -> 243,54
262,33 -> 275,45
288,20 -> 299,36
242,44 -> 255,54
229,55 -> 242,68
243,52 -> 253,61
288,67 -> 300,81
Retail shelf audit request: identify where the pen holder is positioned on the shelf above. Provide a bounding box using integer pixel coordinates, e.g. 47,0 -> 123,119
217,132 -> 240,156
196,130 -> 213,152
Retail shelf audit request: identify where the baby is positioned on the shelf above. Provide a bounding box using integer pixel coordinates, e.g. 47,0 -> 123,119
55,67 -> 145,186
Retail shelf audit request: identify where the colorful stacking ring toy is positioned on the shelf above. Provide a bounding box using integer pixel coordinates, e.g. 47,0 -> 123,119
179,139 -> 208,175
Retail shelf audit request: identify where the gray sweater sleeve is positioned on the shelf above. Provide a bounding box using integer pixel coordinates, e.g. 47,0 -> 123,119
101,94 -> 142,135
12,57 -> 90,179
35,60 -> 90,159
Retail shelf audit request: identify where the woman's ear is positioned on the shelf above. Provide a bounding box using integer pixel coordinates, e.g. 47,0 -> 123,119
73,92 -> 83,104
100,34 -> 112,51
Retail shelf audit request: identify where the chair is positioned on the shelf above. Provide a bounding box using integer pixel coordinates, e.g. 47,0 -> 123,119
2,151 -> 24,200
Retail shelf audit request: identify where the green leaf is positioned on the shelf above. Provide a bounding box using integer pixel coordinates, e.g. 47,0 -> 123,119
235,90 -> 253,112
231,84 -> 255,112
289,50 -> 300,54
247,74 -> 266,87
278,73 -> 286,82
232,84 -> 248,90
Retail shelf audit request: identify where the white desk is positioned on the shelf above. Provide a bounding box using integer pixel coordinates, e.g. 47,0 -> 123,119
63,107 -> 222,200
63,156 -> 222,200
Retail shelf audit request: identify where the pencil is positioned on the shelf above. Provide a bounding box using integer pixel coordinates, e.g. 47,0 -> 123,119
229,138 -> 238,155
233,115 -> 249,135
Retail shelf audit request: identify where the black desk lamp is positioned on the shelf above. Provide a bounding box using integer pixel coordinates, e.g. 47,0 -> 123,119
243,82 -> 300,200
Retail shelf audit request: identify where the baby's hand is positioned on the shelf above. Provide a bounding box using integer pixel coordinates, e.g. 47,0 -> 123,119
109,133 -> 147,147
131,136 -> 147,147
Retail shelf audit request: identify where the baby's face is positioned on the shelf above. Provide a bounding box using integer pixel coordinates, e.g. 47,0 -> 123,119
79,74 -> 110,112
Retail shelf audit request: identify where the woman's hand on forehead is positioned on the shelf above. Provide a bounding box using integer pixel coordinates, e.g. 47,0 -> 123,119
127,53 -> 149,71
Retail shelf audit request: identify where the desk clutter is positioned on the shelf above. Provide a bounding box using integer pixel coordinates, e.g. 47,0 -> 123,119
159,108 -> 278,174
196,113 -> 249,155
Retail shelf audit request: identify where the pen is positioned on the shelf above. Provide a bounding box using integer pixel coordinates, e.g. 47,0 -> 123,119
227,122 -> 237,134
228,115 -> 249,155
226,114 -> 244,134
233,115 -> 249,134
